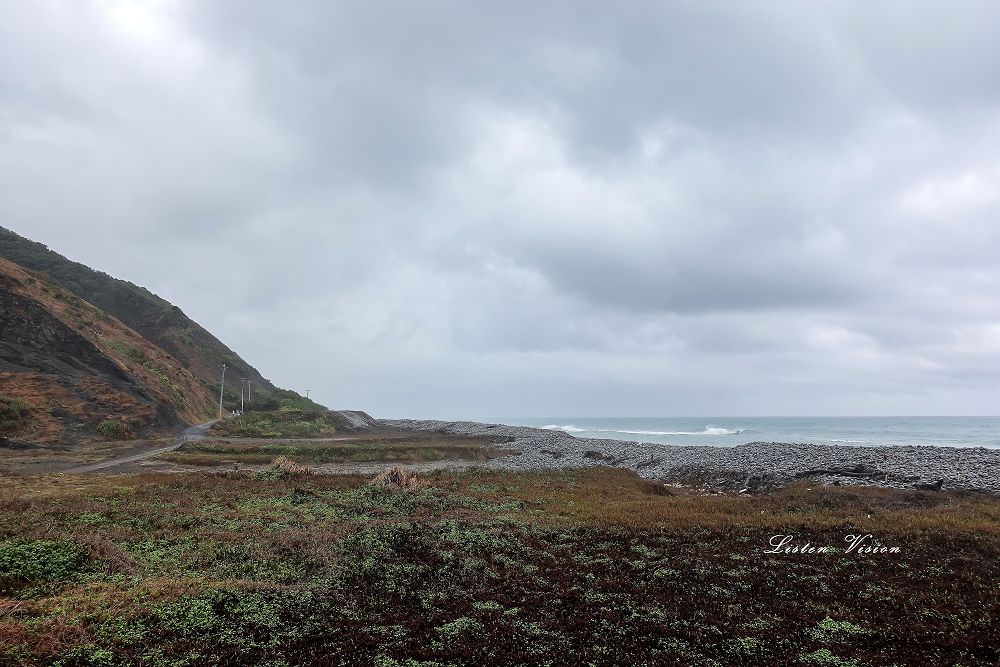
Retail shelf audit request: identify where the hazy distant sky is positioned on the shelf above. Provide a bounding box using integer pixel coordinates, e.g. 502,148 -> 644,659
5,1 -> 1000,417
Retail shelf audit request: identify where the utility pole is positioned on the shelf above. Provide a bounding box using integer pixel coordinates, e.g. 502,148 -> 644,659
240,378 -> 246,413
247,379 -> 251,410
218,364 -> 227,419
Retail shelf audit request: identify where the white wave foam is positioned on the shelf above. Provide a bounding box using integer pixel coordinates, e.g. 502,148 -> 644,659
541,424 -> 587,433
610,426 -> 747,436
541,424 -> 746,436
701,426 -> 747,436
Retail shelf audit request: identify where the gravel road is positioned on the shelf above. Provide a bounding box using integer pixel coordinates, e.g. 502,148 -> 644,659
63,420 -> 217,474
380,418 -> 1000,493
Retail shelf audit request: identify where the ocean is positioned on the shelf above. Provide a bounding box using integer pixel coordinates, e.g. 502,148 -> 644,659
504,416 -> 1000,449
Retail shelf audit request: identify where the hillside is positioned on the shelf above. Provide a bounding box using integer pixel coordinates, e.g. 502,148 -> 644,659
0,226 -> 284,408
0,258 -> 218,445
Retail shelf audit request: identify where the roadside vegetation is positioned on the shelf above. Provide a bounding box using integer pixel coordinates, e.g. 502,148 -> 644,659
0,467 -> 997,666
209,409 -> 345,439
237,389 -> 327,414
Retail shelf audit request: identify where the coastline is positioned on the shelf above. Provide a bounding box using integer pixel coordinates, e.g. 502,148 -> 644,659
380,418 -> 1000,493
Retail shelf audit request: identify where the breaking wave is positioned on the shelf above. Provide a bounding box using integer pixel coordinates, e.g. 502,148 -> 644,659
541,424 -> 588,433
541,425 -> 747,436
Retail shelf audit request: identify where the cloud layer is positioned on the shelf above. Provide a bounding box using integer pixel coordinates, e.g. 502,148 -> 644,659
5,0 -> 1000,416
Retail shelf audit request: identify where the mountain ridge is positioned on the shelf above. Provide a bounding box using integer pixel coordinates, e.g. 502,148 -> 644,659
0,257 -> 217,444
0,226 -> 304,411
0,227 -> 323,446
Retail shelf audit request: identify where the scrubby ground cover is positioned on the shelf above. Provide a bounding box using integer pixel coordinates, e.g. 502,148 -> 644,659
160,433 -> 516,467
208,410 -> 345,439
0,468 -> 998,666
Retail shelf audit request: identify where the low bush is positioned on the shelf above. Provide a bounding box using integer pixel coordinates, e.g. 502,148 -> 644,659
0,394 -> 30,434
95,419 -> 131,440
212,409 -> 343,438
0,540 -> 86,591
255,456 -> 313,480
103,339 -> 148,365
370,466 -> 420,491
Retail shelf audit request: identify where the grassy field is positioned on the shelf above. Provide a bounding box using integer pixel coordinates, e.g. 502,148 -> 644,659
160,433 -> 517,467
0,467 -> 998,666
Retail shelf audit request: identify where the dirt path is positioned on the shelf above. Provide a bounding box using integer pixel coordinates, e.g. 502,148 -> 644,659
64,420 -> 217,474
206,436 -> 361,445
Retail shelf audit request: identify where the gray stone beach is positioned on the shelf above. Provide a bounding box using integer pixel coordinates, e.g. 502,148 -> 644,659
381,418 -> 1000,493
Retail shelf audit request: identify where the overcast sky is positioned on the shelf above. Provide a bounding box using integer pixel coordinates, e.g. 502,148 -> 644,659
5,1 -> 1000,417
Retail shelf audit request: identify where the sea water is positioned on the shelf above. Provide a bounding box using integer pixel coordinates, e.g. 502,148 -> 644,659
505,416 -> 1000,448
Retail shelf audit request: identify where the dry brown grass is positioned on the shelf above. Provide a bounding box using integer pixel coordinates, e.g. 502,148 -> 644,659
370,465 -> 420,490
422,466 -> 1000,535
74,535 -> 138,577
0,613 -> 88,662
269,456 -> 313,477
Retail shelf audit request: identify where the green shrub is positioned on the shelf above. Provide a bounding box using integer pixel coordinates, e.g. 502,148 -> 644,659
148,588 -> 315,657
0,393 -> 30,433
103,339 -> 148,365
96,419 -> 130,440
801,648 -> 863,666
52,644 -> 117,667
809,617 -> 869,642
0,539 -> 86,590
213,409 -> 343,438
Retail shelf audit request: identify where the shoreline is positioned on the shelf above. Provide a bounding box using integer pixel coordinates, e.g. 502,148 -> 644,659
380,418 -> 1000,493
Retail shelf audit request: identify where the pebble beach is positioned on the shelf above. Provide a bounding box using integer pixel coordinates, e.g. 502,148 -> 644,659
381,418 -> 1000,493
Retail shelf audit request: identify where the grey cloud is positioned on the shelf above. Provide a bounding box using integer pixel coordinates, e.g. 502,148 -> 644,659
3,0 -> 1000,416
